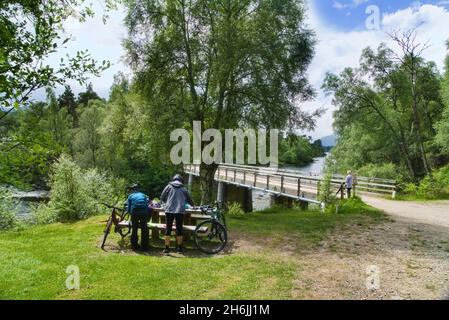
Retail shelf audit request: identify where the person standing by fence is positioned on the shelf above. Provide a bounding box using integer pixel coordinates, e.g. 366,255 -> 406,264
346,171 -> 354,199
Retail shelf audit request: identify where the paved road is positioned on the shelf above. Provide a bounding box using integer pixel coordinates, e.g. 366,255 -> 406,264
362,196 -> 449,228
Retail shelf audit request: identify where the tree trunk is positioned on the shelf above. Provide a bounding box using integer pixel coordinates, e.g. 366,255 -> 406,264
199,163 -> 218,205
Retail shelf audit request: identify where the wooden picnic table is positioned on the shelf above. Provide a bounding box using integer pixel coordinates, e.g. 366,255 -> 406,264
150,207 -> 210,241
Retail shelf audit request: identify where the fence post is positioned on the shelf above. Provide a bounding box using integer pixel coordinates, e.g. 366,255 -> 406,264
281,176 -> 284,193
254,173 -> 257,187
341,183 -> 344,200
297,178 -> 301,198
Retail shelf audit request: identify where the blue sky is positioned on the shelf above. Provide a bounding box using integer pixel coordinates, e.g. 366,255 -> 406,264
34,0 -> 449,139
314,0 -> 449,31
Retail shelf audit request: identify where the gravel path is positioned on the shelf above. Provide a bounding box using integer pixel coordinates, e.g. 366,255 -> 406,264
361,196 -> 449,228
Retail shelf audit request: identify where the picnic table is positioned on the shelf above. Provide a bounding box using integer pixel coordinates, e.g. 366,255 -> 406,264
149,207 -> 210,241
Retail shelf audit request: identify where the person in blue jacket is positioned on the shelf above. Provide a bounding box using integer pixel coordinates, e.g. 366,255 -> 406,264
126,184 -> 150,251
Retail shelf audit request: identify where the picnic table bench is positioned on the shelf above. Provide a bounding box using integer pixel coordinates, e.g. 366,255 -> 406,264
117,207 -> 210,241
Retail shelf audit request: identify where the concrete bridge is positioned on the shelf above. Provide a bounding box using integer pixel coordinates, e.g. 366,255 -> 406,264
184,164 -> 397,211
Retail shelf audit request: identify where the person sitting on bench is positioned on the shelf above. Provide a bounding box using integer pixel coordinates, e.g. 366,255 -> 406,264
160,174 -> 194,254
126,184 -> 150,251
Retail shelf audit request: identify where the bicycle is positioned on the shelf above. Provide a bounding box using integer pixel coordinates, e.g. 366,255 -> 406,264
193,204 -> 228,254
100,203 -> 131,250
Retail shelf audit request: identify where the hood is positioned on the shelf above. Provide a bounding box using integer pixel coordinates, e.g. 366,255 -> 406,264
169,181 -> 184,188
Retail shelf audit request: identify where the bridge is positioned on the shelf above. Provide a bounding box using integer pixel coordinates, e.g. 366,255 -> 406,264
184,164 -> 397,210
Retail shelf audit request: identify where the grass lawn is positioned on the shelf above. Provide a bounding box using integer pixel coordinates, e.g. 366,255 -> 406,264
0,199 -> 385,300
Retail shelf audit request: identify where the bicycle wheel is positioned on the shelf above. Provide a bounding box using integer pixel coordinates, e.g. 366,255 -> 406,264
194,219 -> 228,254
100,216 -> 113,249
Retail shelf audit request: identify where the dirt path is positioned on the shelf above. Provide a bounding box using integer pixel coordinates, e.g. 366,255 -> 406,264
361,196 -> 449,228
232,197 -> 449,300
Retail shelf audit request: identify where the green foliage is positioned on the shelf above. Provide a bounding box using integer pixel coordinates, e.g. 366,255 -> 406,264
279,134 -> 324,166
124,0 -> 319,202
324,197 -> 381,216
0,187 -> 18,230
357,163 -> 404,181
73,100 -> 105,168
318,172 -> 334,203
28,204 -> 58,226
323,37 -> 446,181
45,154 -> 121,222
0,1 -> 111,119
401,164 -> 449,200
226,202 -> 245,217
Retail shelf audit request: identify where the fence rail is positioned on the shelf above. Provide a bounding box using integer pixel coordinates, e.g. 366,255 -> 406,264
184,164 -> 397,202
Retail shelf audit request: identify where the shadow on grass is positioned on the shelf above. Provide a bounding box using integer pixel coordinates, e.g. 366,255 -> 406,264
100,236 -> 236,259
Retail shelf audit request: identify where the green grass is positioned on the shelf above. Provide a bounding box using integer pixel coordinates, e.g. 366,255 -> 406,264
0,201 -> 385,300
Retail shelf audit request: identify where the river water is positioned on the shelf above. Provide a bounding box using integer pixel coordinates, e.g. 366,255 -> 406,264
252,155 -> 327,211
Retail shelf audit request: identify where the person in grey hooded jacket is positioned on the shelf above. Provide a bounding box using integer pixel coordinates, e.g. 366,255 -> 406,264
161,174 -> 194,254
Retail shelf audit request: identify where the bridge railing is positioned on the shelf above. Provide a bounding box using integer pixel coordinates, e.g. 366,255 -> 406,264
184,164 -> 397,200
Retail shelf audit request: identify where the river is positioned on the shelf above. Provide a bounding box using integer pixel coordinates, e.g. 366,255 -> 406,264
281,154 -> 328,174
252,155 -> 328,211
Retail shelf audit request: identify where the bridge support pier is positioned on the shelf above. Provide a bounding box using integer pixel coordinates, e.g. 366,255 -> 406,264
225,184 -> 253,213
217,181 -> 226,204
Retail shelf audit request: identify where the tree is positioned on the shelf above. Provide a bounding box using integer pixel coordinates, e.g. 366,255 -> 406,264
323,34 -> 444,180
124,0 -> 319,202
77,83 -> 102,106
41,89 -> 73,149
0,0 -> 113,122
435,41 -> 449,156
58,85 -> 78,125
73,100 -> 104,168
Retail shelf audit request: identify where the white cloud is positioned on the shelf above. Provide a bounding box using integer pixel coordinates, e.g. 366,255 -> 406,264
301,3 -> 449,140
333,0 -> 370,10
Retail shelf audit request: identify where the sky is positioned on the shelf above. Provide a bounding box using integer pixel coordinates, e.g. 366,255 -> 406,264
34,0 -> 449,140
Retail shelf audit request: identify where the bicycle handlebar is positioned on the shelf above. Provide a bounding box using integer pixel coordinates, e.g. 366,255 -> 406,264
102,203 -> 125,212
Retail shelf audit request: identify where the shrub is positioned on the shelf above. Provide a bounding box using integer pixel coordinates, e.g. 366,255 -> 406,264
226,202 -> 245,216
318,172 -> 334,203
401,164 -> 449,200
28,203 -> 58,225
0,187 -> 18,230
357,163 -> 404,181
45,154 -> 123,222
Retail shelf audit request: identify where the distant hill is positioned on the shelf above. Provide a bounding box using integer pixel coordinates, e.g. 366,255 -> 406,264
319,134 -> 337,148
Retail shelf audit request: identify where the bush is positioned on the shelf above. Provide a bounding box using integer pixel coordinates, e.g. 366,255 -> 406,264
357,163 -> 405,181
44,154 -> 123,222
28,203 -> 58,225
0,187 -> 18,230
318,172 -> 334,203
226,202 -> 245,216
401,164 -> 449,200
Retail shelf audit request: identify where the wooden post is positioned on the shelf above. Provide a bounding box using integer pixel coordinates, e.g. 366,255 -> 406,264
317,181 -> 321,197
340,183 -> 344,200
281,176 -> 284,193
266,175 -> 270,190
254,173 -> 257,187
297,178 -> 301,198
243,170 -> 246,185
